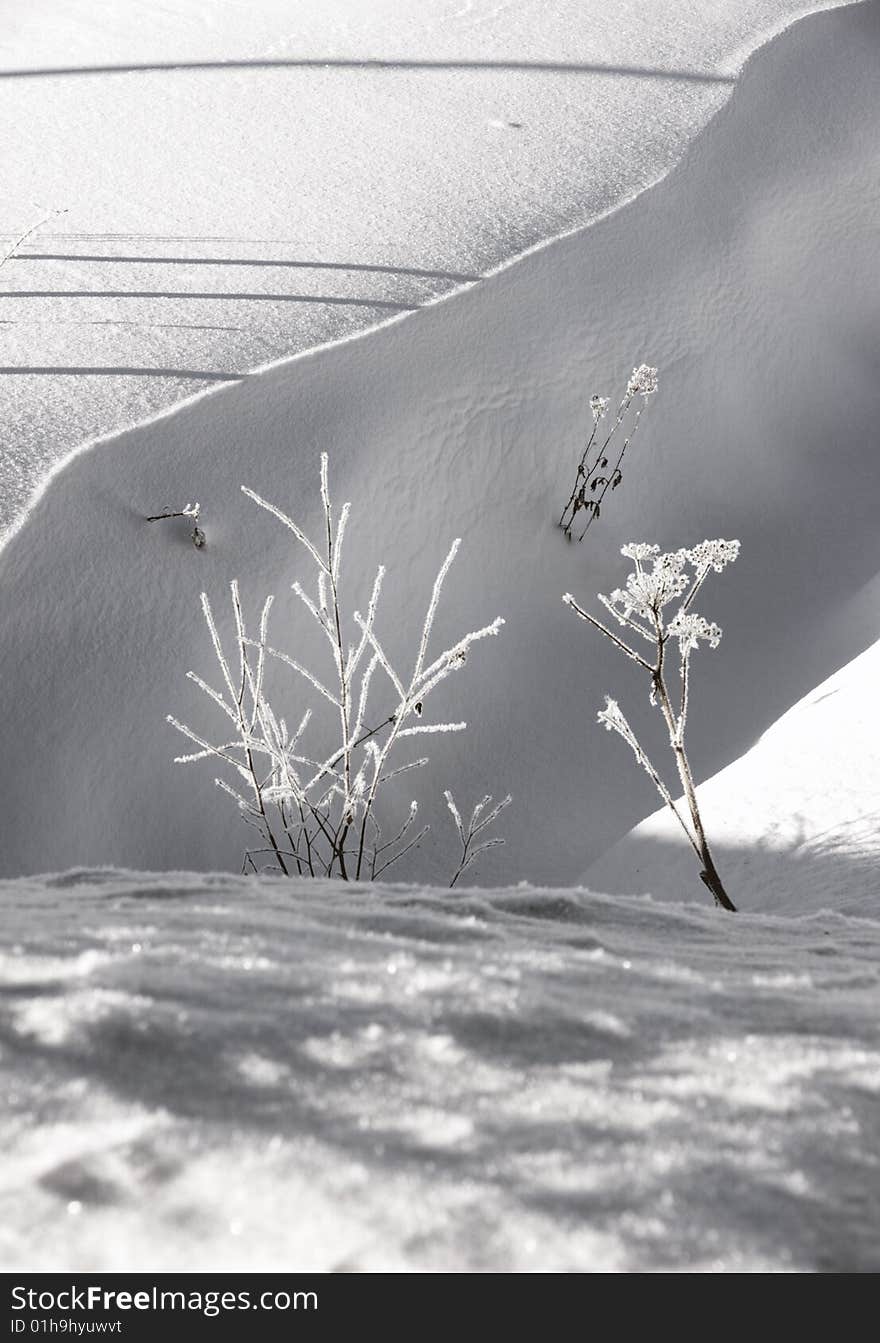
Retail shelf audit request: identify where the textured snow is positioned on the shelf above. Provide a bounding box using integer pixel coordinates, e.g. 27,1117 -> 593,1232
1,3 -> 878,1277
0,3 -> 876,890
585,637 -> 880,917
0,0 -> 859,532
1,869 -> 878,1271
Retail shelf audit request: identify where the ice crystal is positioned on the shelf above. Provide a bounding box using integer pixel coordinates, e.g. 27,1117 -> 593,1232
597,696 -> 630,735
667,609 -> 722,654
600,547 -> 689,624
686,538 -> 740,573
626,364 -> 659,398
620,542 -> 660,562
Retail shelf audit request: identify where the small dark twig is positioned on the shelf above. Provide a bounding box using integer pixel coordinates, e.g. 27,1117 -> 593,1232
147,502 -> 205,548
147,502 -> 201,522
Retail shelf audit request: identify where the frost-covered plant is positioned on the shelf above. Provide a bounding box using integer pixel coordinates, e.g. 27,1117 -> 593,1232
559,364 -> 658,541
445,790 -> 511,888
563,539 -> 740,911
169,455 -> 505,881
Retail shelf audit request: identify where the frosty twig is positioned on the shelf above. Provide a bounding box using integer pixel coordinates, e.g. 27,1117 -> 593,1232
445,790 -> 511,888
169,455 -> 507,882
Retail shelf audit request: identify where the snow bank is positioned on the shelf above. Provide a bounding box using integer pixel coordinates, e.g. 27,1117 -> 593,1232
1,869 -> 878,1271
0,0 -> 860,532
0,3 -> 878,888
584,637 -> 880,917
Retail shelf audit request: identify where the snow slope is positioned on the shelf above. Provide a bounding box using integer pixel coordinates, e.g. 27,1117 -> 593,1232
584,637 -> 880,917
0,0 -> 860,533
0,3 -> 878,888
2,869 -> 879,1271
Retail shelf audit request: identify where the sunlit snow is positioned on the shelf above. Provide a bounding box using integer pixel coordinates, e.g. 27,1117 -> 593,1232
2,871 -> 878,1271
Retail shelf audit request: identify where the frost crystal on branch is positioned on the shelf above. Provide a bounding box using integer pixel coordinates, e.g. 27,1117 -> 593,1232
445,789 -> 511,888
597,696 -> 631,737
667,610 -> 722,655
565,538 -> 740,912
620,542 -> 659,562
559,362 -> 659,541
685,538 -> 740,573
169,455 -> 507,884
600,547 -> 690,626
626,364 -> 659,398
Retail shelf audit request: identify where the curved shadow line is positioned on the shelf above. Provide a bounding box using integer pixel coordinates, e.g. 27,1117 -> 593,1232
14,254 -> 483,283
2,291 -> 419,310
0,58 -> 735,85
0,366 -> 245,380
0,319 -> 247,331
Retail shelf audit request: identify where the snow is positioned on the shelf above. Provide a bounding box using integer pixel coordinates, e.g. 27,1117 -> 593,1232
0,1 -> 877,889
585,637 -> 880,917
0,0 -> 859,531
1,868 -> 879,1271
1,2 -> 878,1275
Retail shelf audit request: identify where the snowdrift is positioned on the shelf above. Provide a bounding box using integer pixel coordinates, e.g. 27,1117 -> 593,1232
2,869 -> 879,1271
0,0 -> 857,531
0,3 -> 878,887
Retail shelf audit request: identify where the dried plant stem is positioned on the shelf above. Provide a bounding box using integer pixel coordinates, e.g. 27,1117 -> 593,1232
652,652 -> 735,911
577,403 -> 644,541
560,366 -> 657,540
558,416 -> 601,528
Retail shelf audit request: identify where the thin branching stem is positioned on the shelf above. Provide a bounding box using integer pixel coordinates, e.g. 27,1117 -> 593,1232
567,539 -> 738,911
170,458 -> 505,884
563,596 -> 653,671
578,403 -> 645,541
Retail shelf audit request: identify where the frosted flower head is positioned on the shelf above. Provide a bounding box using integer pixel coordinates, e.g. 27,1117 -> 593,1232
686,538 -> 740,573
601,546 -> 689,627
626,364 -> 659,398
668,609 -> 722,655
590,394 -> 610,421
620,542 -> 659,563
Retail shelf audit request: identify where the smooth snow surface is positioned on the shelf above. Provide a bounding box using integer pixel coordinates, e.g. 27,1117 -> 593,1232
0,0 -> 859,532
585,638 -> 880,917
2,870 -> 879,1271
0,3 -> 877,889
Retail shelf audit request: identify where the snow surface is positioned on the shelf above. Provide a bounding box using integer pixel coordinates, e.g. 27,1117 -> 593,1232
1,3 -> 878,1278
2,868 -> 879,1272
0,2 -> 877,889
585,637 -> 880,917
0,0 -> 859,532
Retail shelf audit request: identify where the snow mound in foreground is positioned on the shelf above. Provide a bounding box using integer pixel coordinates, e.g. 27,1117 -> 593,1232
1,870 -> 879,1271
585,636 -> 880,918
